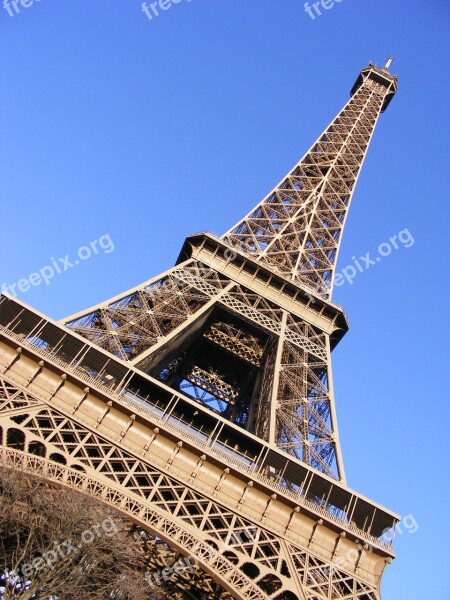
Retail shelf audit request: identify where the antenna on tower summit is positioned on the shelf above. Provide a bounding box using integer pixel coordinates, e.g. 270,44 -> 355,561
383,56 -> 394,70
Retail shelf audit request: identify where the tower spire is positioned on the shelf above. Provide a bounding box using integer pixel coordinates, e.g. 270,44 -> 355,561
383,56 -> 394,70
222,62 -> 398,300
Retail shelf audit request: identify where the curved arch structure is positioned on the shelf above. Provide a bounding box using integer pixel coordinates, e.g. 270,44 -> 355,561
0,447 -> 262,600
0,325 -> 396,600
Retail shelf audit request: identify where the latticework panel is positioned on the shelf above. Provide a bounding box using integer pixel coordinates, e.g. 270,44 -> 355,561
255,341 -> 338,479
0,373 -> 381,600
63,257 -> 340,478
65,261 -> 228,362
287,543 -> 378,600
204,322 -> 265,367
276,341 -> 336,478
0,379 -> 42,412
137,530 -> 234,599
222,78 -> 390,299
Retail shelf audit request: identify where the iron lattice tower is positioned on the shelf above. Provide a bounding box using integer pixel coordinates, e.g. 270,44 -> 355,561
0,61 -> 399,600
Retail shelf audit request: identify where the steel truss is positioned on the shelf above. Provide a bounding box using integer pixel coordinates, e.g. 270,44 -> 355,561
1,61 -> 399,599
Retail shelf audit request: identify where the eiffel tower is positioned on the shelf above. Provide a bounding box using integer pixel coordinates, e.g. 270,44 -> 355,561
0,60 -> 399,599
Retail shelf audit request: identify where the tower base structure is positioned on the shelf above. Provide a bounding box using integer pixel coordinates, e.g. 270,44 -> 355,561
0,282 -> 397,599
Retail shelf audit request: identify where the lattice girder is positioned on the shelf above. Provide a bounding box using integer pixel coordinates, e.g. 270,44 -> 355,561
61,254 -> 343,479
222,64 -> 397,299
0,356 -> 389,599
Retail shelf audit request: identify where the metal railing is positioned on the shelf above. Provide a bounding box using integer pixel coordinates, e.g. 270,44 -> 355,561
0,323 -> 394,553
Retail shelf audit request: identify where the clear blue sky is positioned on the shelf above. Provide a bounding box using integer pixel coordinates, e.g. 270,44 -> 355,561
1,1 -> 449,598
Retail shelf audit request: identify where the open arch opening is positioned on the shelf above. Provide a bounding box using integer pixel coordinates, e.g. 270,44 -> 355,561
273,592 -> 299,600
257,573 -> 283,595
71,464 -> 86,473
6,428 -> 25,451
241,562 -> 260,580
49,452 -> 66,465
28,440 -> 46,457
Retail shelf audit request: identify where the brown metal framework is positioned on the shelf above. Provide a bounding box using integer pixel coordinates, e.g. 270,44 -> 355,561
223,63 -> 397,299
0,61 -> 399,599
